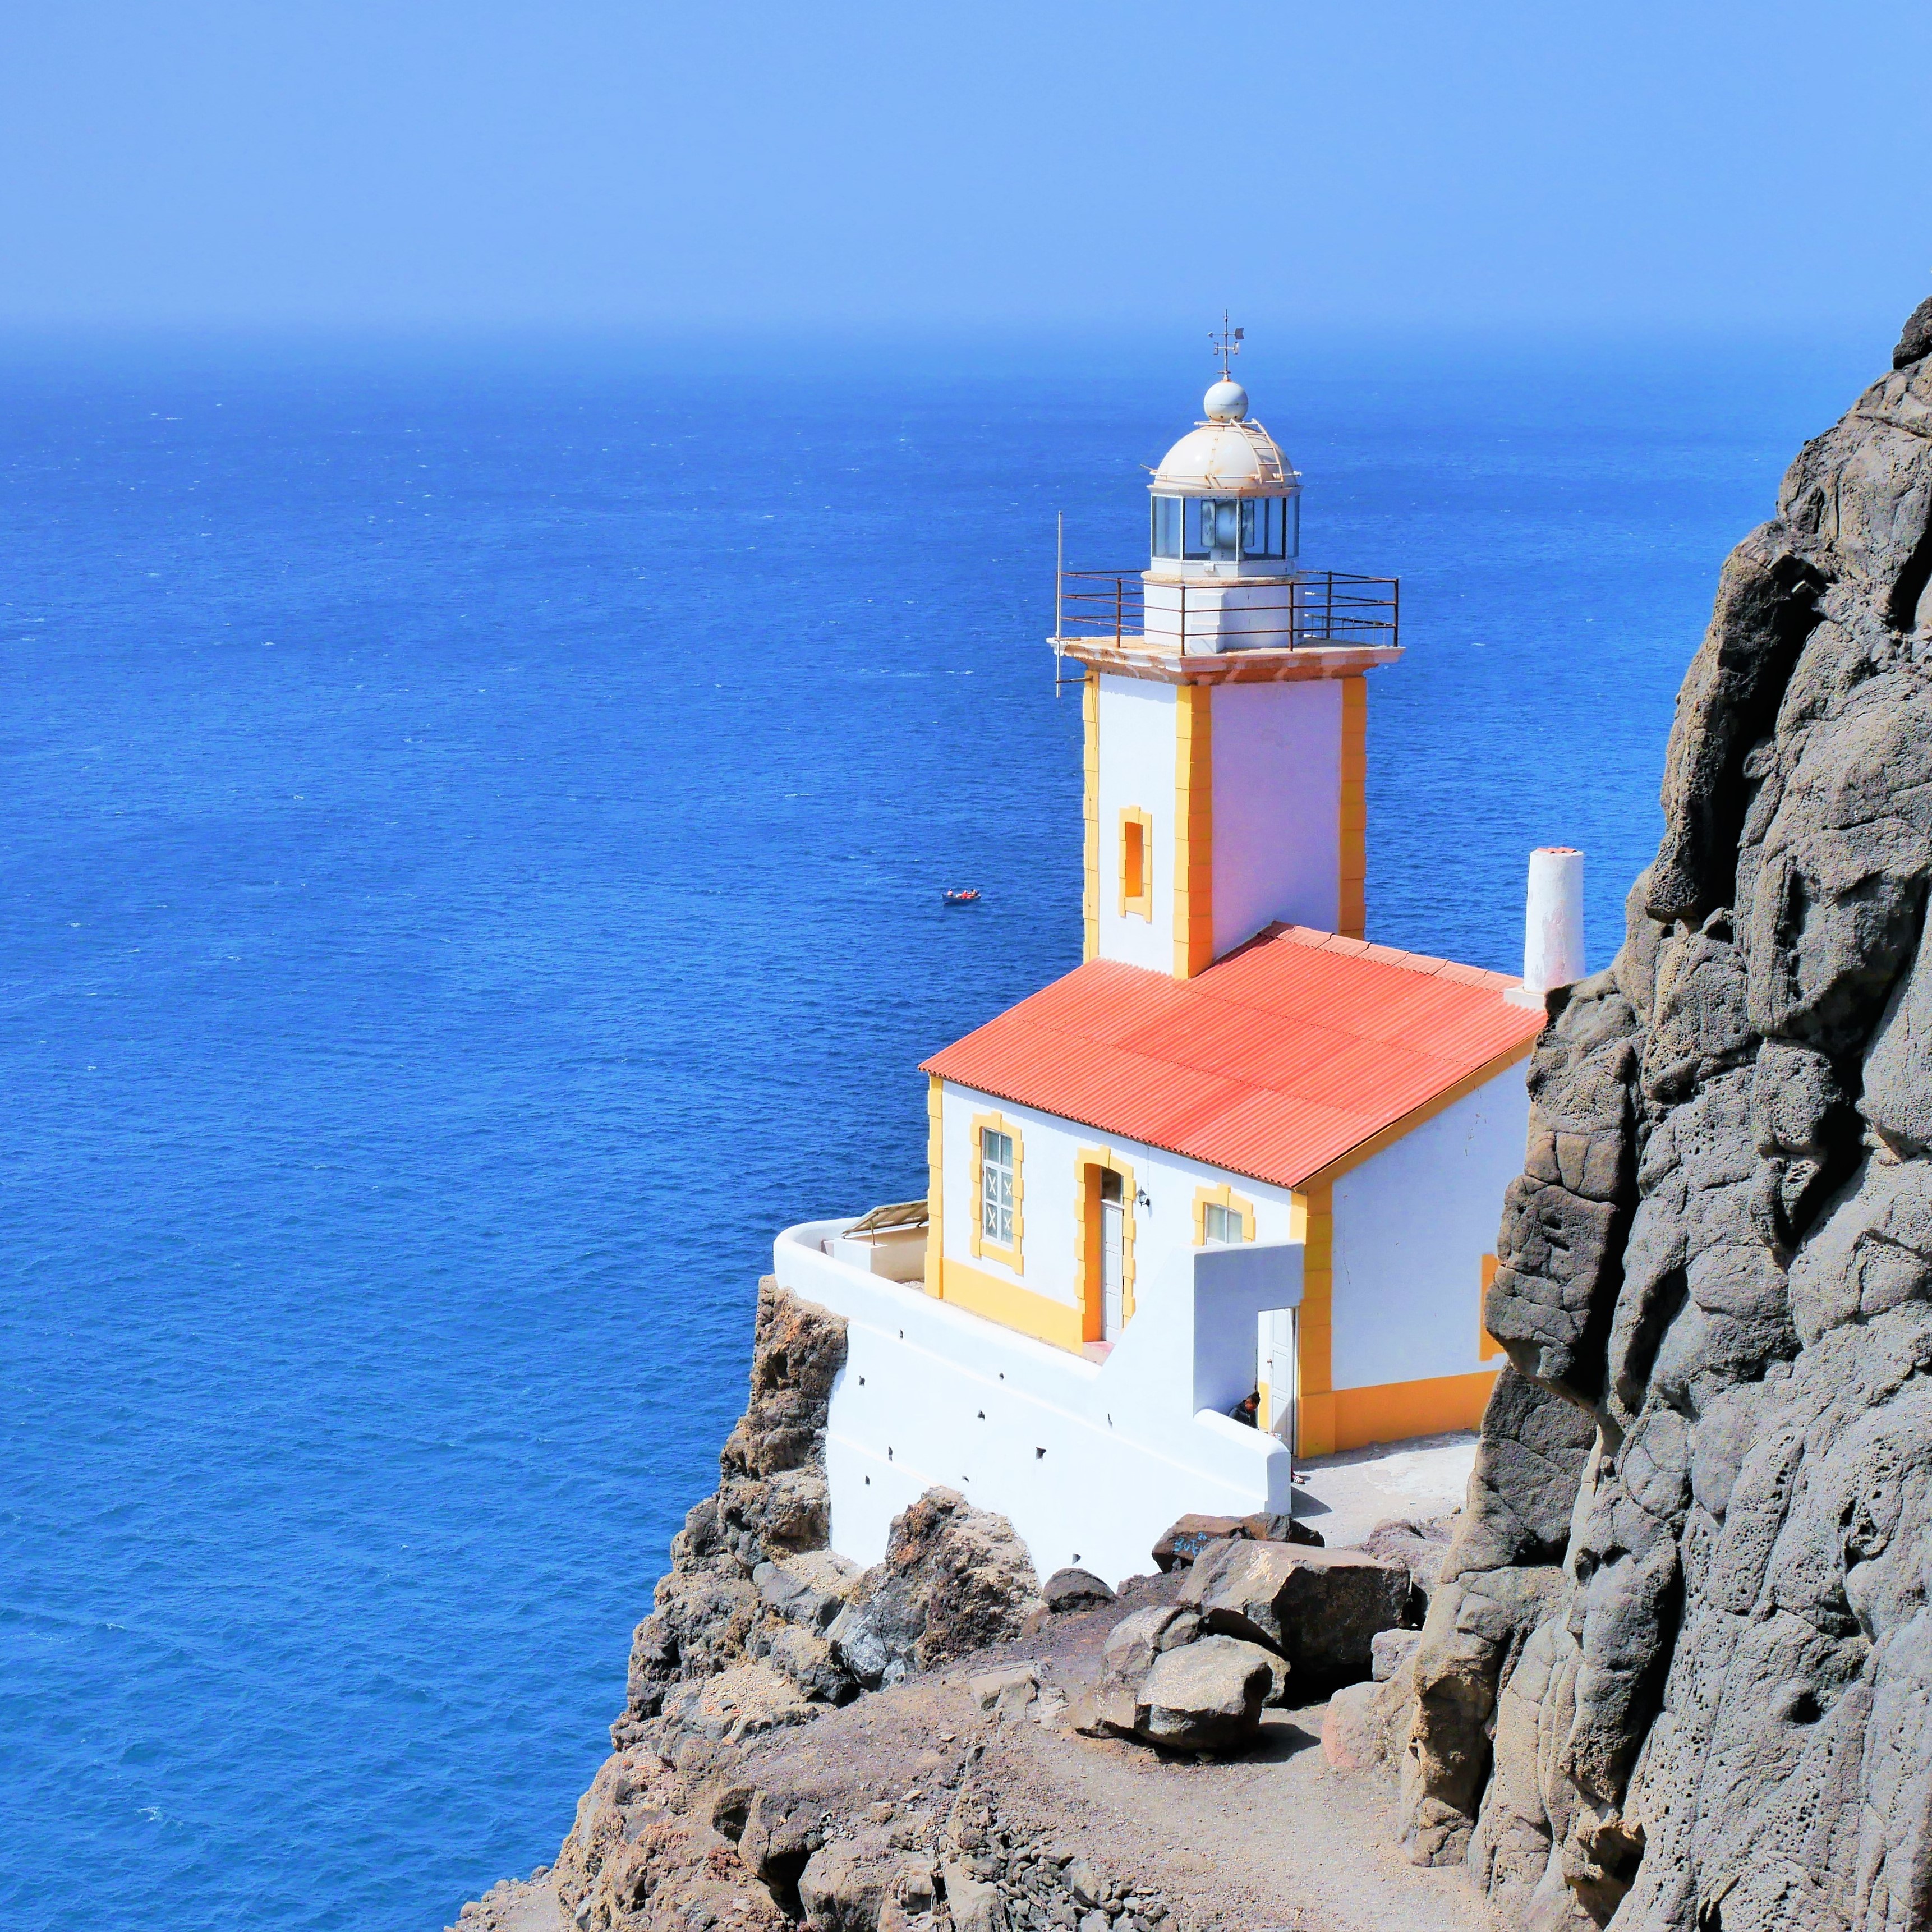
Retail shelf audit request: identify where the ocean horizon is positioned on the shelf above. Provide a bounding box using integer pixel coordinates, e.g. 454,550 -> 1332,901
0,326 -> 1886,1931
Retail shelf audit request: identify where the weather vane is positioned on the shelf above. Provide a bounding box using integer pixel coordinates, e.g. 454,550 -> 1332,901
1210,311 -> 1244,379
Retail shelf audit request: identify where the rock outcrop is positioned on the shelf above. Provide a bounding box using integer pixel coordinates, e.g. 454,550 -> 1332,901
1392,305 -> 1932,1929
531,1277 -> 1051,1928
616,1278 -> 1043,1763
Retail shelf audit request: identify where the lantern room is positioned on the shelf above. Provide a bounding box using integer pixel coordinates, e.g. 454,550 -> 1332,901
1147,376 -> 1301,578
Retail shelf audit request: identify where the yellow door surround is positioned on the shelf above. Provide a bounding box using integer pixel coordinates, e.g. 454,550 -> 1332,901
1074,1147 -> 1138,1341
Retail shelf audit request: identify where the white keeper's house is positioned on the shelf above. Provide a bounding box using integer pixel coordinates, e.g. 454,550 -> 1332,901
774,347 -> 1578,1588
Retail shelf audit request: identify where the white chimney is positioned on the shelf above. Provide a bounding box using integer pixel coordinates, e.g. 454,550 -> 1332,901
1507,847 -> 1584,1008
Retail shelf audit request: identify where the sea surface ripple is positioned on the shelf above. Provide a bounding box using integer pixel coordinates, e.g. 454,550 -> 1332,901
0,335 -> 1867,1930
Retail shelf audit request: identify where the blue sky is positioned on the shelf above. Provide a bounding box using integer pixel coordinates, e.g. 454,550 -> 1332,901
1,0 -> 1926,337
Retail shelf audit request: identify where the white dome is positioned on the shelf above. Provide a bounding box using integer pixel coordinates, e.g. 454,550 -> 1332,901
1203,379 -> 1248,421
1151,415 -> 1295,495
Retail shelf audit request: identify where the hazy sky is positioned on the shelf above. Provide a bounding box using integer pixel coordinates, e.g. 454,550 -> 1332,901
2,0 -> 1927,337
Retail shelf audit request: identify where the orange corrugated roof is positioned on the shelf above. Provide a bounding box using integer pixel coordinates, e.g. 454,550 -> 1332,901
920,924 -> 1543,1191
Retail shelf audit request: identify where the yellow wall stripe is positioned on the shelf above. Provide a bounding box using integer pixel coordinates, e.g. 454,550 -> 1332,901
924,1073 -> 944,1298
1338,674 -> 1367,940
937,1258 -> 1085,1353
1331,1370 -> 1497,1450
1172,682 -> 1215,978
1082,670 -> 1100,962
1292,1183 -> 1335,1456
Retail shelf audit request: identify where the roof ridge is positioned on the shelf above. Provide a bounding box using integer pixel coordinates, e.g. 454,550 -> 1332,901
1236,923 -> 1517,991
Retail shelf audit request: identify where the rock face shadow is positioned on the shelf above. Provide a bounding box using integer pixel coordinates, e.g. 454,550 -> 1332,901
1386,293 -> 1932,1931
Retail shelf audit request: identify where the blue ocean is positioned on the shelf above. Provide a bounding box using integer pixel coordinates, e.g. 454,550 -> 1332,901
0,331 -> 1872,1930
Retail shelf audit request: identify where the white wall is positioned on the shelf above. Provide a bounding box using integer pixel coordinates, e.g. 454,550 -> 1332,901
1094,674 -> 1176,972
939,1082 -> 1298,1308
1331,1061 -> 1529,1390
775,1220 -> 1294,1588
1209,679 -> 1342,954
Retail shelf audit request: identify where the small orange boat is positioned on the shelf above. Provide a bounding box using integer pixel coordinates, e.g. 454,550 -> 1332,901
942,888 -> 981,906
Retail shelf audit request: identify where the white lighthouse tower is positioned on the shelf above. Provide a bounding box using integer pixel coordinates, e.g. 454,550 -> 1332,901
1054,327 -> 1402,975
769,332 -> 1549,1579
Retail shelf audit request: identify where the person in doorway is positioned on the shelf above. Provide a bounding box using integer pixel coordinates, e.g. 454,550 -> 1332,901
1230,1389 -> 1260,1428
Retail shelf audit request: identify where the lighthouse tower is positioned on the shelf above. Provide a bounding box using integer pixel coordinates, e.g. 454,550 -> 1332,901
1055,340 -> 1401,976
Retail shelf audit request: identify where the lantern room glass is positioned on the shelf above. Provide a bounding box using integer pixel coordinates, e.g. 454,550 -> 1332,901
1150,493 -> 1298,564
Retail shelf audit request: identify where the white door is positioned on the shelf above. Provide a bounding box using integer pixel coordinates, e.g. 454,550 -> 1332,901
1267,1309 -> 1298,1450
1100,1175 -> 1125,1340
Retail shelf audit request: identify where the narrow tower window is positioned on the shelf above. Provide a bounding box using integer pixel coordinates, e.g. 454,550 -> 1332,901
1118,808 -> 1153,919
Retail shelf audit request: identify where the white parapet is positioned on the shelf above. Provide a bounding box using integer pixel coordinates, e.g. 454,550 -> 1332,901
1142,574 -> 1298,653
774,1220 -> 1296,1589
1511,845 -> 1584,1004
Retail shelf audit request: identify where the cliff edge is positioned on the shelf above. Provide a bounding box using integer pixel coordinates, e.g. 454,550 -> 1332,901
1388,298 -> 1932,1930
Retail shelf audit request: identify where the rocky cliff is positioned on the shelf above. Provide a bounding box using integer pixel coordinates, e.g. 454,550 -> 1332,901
1395,299 -> 1932,1929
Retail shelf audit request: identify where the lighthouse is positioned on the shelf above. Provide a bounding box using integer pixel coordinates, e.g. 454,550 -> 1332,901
770,336 -> 1548,1585
1055,338 -> 1400,976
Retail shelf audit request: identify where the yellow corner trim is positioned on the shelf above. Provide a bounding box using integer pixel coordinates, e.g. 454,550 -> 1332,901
924,1073 -> 945,1298
937,1257 -> 1085,1353
1173,682 -> 1213,978
1293,1181 -> 1334,1457
1074,1146 -> 1138,1337
967,1107 -> 1023,1276
1338,675 -> 1367,940
1192,1180 -> 1256,1246
1479,1252 -> 1504,1360
1117,806 -> 1153,921
1082,671 -> 1100,962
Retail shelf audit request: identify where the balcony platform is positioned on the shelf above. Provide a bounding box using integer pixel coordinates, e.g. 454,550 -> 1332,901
1052,635 -> 1402,685
774,1217 -> 1292,1588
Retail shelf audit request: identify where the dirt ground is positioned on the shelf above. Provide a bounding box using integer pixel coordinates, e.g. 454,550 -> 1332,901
456,1572 -> 1485,1932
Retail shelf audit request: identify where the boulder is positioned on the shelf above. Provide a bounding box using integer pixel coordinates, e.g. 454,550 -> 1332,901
1358,1515 -> 1457,1608
657,1659 -> 820,1749
766,1623 -> 857,1704
1132,1634 -> 1276,1752
798,1834 -> 936,1932
1321,1677 -> 1397,1773
942,1865 -> 1008,1932
1180,1539 -> 1410,1688
968,1662 -> 1039,1719
1098,1604 -> 1200,1683
1043,1566 -> 1117,1611
1151,1510 -> 1322,1572
1066,1681 -> 1139,1738
830,1488 -> 1043,1689
755,1550 -> 861,1632
1370,1627 -> 1421,1682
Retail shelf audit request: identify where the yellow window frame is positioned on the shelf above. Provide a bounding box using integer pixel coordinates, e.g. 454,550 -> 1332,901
1193,1180 -> 1256,1246
968,1108 -> 1023,1275
1117,806 -> 1153,921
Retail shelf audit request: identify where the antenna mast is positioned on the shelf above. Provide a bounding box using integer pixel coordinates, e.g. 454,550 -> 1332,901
1209,311 -> 1245,379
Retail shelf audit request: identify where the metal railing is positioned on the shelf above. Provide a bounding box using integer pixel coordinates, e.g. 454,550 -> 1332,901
1053,568 -> 1400,652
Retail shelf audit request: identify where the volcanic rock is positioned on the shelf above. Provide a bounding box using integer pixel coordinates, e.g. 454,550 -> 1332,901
1132,1635 -> 1276,1753
1179,1538 -> 1409,1688
1390,302 -> 1932,1930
